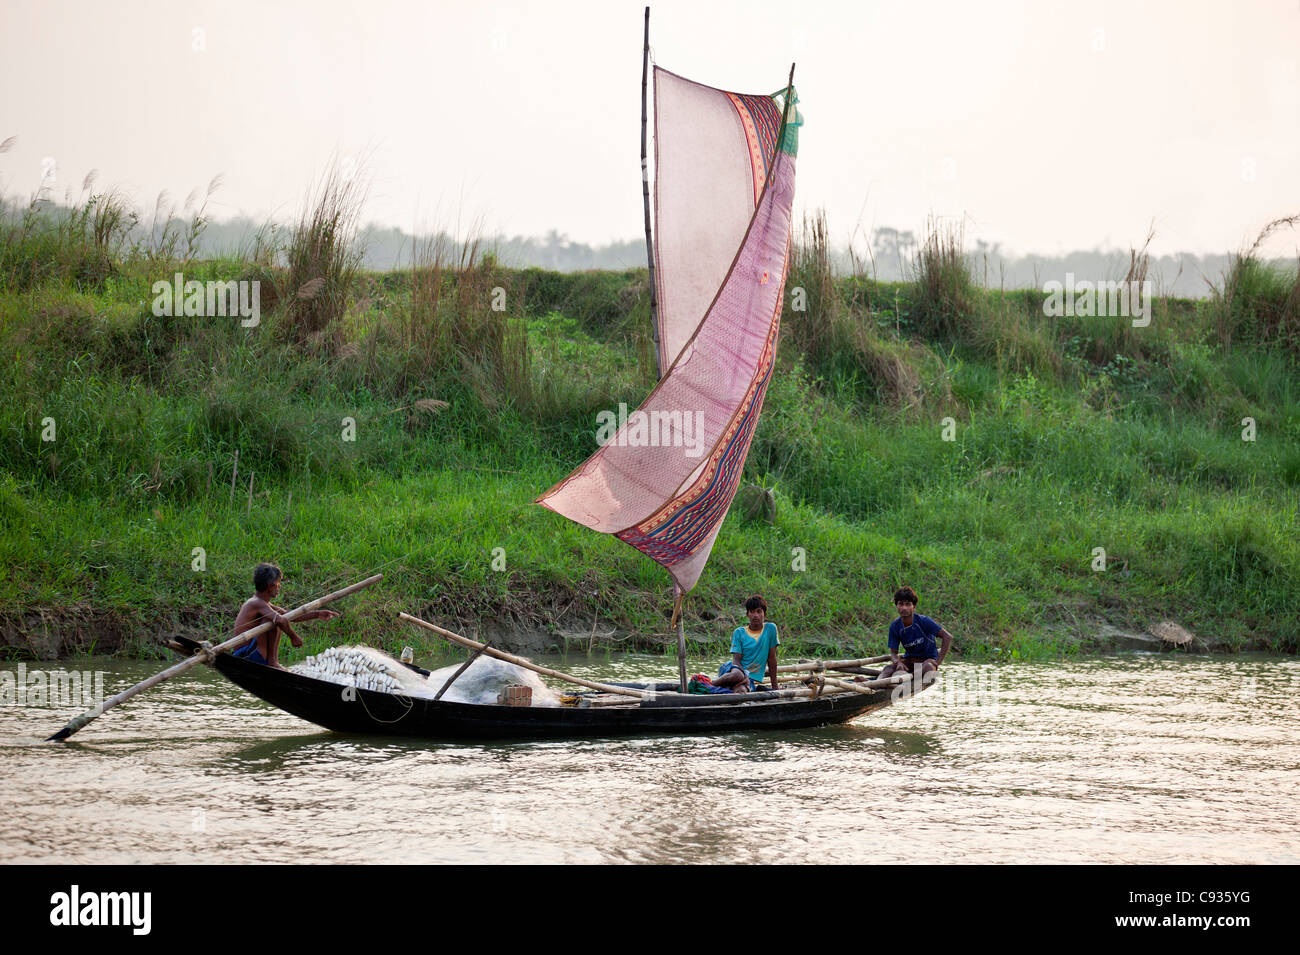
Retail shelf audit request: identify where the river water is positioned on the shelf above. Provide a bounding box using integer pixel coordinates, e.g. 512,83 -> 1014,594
2,653 -> 1297,864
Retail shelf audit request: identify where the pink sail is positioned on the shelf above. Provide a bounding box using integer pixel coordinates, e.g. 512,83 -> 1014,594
653,68 -> 785,370
537,71 -> 799,594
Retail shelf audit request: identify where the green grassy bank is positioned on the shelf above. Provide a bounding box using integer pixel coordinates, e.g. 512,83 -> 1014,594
2,196 -> 1298,662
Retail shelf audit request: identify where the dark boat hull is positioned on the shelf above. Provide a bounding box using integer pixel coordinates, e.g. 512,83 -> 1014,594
181,640 -> 903,740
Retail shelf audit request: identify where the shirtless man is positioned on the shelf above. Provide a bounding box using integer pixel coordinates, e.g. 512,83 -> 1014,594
231,563 -> 338,669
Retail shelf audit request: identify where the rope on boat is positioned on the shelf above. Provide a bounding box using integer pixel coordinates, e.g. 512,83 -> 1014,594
352,686 -> 415,725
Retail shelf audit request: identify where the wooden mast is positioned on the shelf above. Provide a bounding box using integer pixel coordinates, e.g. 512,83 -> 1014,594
642,7 -> 685,691
641,6 -> 661,378
673,585 -> 688,693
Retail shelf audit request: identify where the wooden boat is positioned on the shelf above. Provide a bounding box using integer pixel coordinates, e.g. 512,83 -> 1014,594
162,19 -> 928,741
172,636 -> 902,739
48,18 -> 927,747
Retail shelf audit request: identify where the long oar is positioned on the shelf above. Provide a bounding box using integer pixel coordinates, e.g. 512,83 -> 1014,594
46,574 -> 383,742
398,612 -> 649,699
776,655 -> 891,674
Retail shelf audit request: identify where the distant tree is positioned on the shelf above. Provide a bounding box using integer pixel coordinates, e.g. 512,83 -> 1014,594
871,227 -> 917,280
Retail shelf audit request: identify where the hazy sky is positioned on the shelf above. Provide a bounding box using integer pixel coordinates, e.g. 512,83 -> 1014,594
2,0 -> 1298,260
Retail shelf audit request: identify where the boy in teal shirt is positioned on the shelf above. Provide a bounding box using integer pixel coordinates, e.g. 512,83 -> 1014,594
715,595 -> 780,693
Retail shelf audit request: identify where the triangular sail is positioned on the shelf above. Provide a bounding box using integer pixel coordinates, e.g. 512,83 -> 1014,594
537,70 -> 799,594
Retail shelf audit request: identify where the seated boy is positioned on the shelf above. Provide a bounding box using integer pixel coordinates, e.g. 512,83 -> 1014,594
231,563 -> 338,670
714,595 -> 780,693
878,586 -> 952,682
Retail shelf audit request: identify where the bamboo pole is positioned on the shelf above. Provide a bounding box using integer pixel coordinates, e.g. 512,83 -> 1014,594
640,673 -> 908,708
776,655 -> 892,673
433,643 -> 489,702
399,613 -> 649,699
676,614 -> 687,693
672,584 -> 687,694
639,684 -> 863,707
47,574 -> 383,742
819,674 -> 906,695
641,5 -> 661,377
830,666 -> 881,677
579,694 -> 643,708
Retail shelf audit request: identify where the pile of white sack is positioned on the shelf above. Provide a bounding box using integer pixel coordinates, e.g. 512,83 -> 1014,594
290,645 -> 559,706
292,646 -> 423,695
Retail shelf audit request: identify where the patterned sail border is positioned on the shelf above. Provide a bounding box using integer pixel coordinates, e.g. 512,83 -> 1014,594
725,91 -> 782,204
536,73 -> 798,594
612,267 -> 785,590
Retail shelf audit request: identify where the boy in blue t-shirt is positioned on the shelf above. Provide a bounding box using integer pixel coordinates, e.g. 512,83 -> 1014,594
714,594 -> 780,693
880,586 -> 953,680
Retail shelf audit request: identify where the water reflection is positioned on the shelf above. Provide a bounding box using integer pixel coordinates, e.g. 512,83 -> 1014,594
2,653 -> 1297,863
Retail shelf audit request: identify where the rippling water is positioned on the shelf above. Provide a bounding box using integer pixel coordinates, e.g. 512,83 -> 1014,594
3,653 -> 1297,863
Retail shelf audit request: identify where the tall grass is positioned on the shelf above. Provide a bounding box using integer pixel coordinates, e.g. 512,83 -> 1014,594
1,136 -> 229,295
397,228 -> 535,413
1215,214 -> 1300,354
0,180 -> 136,292
784,210 -> 951,409
3,180 -> 1299,655
786,210 -> 837,366
137,175 -> 224,267
281,161 -> 366,343
966,287 -> 1060,381
909,216 -> 976,340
